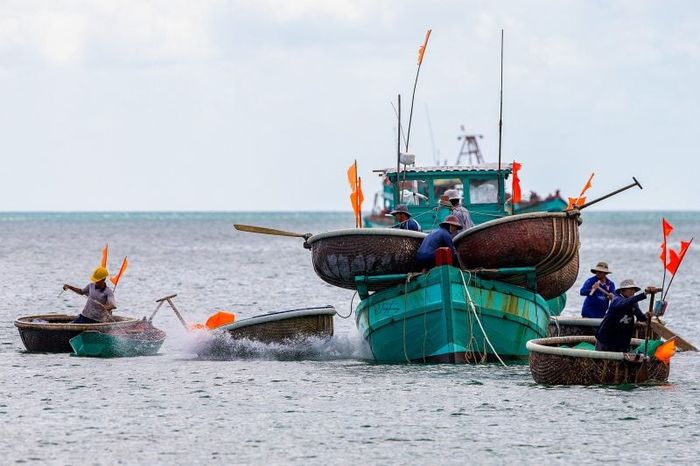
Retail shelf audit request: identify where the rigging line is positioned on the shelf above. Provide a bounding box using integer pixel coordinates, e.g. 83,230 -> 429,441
460,270 -> 507,367
338,292 -> 356,319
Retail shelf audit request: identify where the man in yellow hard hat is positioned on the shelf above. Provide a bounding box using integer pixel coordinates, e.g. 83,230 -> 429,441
63,266 -> 117,323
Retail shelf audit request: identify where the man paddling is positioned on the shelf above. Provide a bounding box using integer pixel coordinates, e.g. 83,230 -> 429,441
63,266 -> 117,323
415,215 -> 462,268
595,279 -> 659,352
390,205 -> 422,231
579,261 -> 615,318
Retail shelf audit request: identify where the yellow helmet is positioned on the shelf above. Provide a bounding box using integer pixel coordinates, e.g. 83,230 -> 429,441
90,266 -> 109,283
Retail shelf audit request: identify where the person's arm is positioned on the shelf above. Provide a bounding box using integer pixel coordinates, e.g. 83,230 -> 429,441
634,304 -> 647,322
609,293 -> 647,314
580,277 -> 595,296
63,284 -> 86,295
104,289 -> 117,311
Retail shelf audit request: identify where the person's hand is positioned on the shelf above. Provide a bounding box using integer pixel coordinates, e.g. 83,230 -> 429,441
591,282 -> 600,291
644,286 -> 663,294
62,284 -> 69,291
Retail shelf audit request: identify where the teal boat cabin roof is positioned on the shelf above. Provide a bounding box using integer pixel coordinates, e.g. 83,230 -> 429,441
375,162 -> 513,179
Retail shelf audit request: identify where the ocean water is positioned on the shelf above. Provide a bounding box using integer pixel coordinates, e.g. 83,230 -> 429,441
1,211 -> 698,465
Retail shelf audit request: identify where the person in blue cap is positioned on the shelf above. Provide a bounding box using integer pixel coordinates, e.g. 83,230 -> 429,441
390,205 -> 422,231
579,261 -> 615,318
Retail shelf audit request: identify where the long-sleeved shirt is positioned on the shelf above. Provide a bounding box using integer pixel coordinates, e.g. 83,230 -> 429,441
394,217 -> 422,231
595,293 -> 647,352
579,276 -> 615,318
452,205 -> 474,230
416,226 -> 458,267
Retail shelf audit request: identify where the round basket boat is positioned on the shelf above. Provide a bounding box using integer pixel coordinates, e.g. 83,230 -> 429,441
305,228 -> 426,290
526,336 -> 670,385
454,211 -> 581,280
14,314 -> 139,353
216,306 -> 336,343
475,251 -> 579,300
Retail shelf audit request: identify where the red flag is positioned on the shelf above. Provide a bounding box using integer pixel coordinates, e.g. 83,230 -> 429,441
511,161 -> 522,204
100,244 -> 108,268
109,257 -> 128,286
665,241 -> 691,275
417,29 -> 432,66
662,218 -> 674,238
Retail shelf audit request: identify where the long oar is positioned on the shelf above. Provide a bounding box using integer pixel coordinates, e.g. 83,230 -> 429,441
650,320 -> 697,352
233,224 -> 312,240
578,177 -> 643,210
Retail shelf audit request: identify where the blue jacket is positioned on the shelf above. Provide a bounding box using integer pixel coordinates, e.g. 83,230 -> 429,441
416,226 -> 458,267
580,276 -> 615,318
394,217 -> 422,231
596,293 -> 647,351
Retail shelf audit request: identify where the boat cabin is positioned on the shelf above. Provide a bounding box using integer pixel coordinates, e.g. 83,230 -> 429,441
366,163 -> 512,230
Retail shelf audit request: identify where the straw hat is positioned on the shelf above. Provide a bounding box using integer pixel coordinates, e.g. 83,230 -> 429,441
590,261 -> 611,274
389,205 -> 412,217
90,266 -> 109,283
440,215 -> 463,229
616,279 -> 641,294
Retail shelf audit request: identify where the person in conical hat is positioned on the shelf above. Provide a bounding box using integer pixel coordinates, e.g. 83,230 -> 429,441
63,266 -> 117,323
415,215 -> 462,268
579,261 -> 615,318
390,205 -> 421,231
595,279 -> 661,352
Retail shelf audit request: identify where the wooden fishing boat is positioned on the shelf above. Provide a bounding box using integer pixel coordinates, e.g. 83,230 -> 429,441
526,336 -> 670,385
215,306 -> 336,343
69,319 -> 166,358
305,229 -> 426,290
514,191 -> 567,214
14,314 -> 139,353
453,211 -> 581,284
354,264 -> 553,363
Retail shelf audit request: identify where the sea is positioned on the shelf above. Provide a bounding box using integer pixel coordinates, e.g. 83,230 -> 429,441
1,211 -> 698,465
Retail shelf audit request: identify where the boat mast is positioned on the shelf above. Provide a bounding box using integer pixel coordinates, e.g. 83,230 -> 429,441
497,29 -> 504,206
396,94 -> 402,206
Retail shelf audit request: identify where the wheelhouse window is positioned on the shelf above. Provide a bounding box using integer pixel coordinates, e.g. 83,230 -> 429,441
399,179 -> 430,206
469,179 -> 499,204
433,178 -> 462,202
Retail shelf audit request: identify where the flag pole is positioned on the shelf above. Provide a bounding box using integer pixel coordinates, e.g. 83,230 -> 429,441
662,237 -> 693,301
358,177 -> 363,228
497,29 -> 504,206
661,220 -> 669,292
405,29 -> 431,153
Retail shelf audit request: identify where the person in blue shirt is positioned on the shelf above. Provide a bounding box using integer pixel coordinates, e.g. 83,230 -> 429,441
390,205 -> 422,231
595,279 -> 657,352
579,261 -> 615,318
415,215 -> 462,268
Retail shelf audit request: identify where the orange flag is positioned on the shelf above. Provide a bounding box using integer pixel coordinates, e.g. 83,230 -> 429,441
511,161 -> 522,204
417,29 -> 432,66
654,339 -> 676,364
205,311 -> 236,329
109,256 -> 128,286
100,244 -> 108,268
566,173 -> 594,210
350,177 -> 365,227
347,161 -> 357,191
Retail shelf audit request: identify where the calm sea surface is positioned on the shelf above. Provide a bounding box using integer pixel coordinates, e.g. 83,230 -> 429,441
1,211 -> 699,465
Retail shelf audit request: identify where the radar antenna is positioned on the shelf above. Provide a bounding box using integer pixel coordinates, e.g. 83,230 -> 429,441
456,126 -> 485,165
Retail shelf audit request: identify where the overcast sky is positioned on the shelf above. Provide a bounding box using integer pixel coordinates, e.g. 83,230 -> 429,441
1,0 -> 698,211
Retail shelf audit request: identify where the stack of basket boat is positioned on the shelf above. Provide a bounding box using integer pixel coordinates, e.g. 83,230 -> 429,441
304,211 -> 581,298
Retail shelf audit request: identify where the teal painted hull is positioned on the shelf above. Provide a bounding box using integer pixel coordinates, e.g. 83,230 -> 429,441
70,331 -> 164,358
514,198 -> 567,214
355,265 -> 553,363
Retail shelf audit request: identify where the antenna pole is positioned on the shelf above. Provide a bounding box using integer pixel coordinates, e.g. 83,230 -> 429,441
497,29 -> 504,205
406,29 -> 432,153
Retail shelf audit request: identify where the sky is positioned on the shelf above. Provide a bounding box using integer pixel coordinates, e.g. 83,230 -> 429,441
0,0 -> 699,211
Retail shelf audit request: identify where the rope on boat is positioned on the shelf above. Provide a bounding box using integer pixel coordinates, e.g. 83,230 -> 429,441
338,292 -> 356,319
459,270 -> 508,367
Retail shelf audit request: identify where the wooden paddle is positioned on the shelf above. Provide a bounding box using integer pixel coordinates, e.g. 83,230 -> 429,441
650,320 -> 697,352
233,224 -> 312,240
